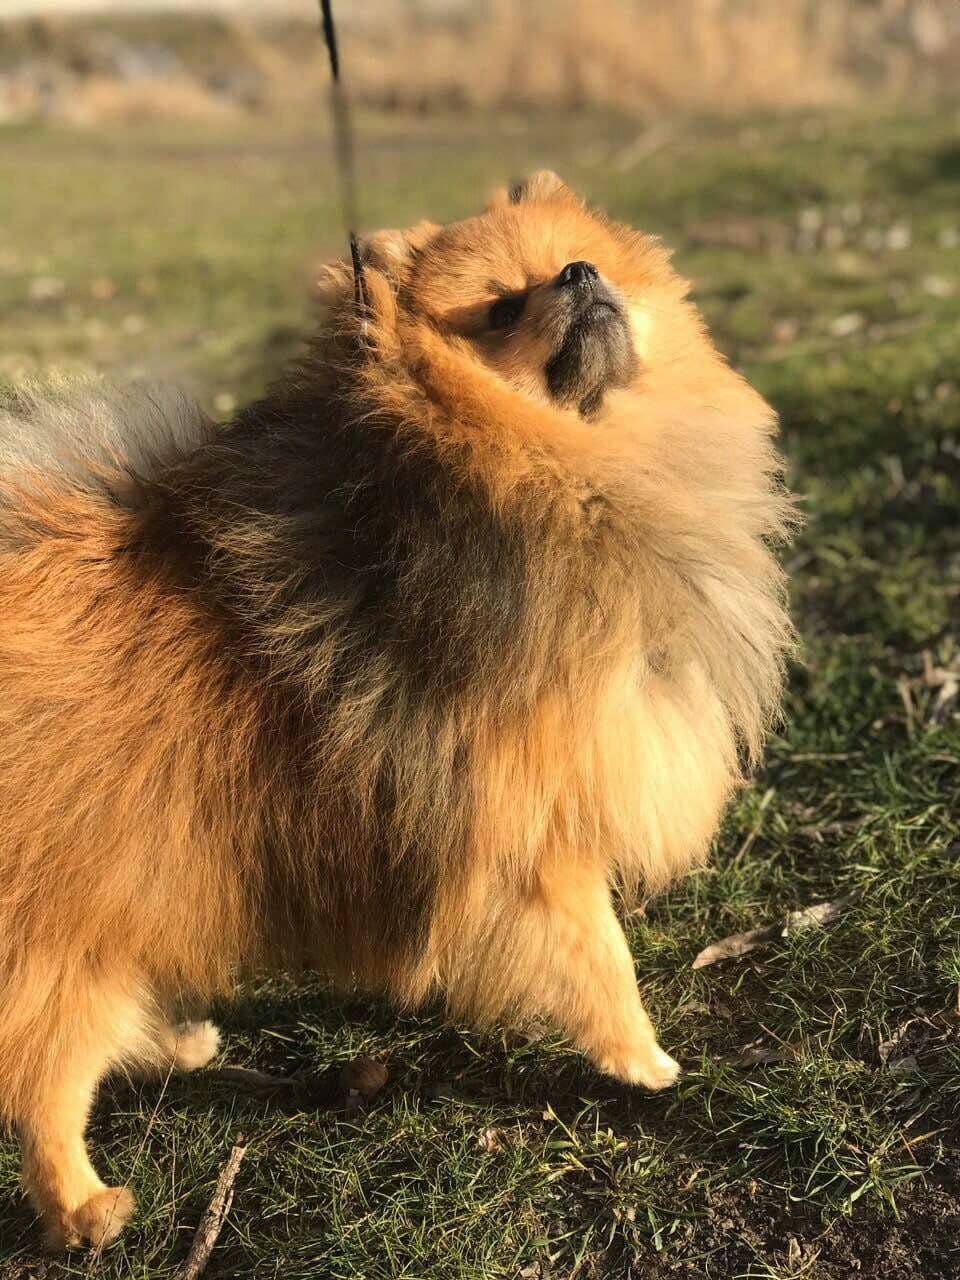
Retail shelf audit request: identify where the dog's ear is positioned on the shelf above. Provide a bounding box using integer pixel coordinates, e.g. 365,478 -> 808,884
361,221 -> 436,280
508,170 -> 577,205
486,170 -> 576,211
362,229 -> 409,276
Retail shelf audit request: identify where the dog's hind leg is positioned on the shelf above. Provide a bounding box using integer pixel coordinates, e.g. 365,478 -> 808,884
155,1019 -> 221,1072
448,859 -> 680,1090
15,967 -> 153,1249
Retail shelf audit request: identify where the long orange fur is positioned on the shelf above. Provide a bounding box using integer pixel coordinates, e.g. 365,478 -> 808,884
0,172 -> 794,1246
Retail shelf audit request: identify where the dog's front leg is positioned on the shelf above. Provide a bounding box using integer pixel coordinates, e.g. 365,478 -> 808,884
445,858 -> 680,1090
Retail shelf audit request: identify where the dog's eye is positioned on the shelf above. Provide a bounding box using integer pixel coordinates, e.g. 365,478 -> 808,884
489,294 -> 526,330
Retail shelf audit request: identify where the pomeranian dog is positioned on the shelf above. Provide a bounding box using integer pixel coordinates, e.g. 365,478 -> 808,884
0,170 -> 793,1248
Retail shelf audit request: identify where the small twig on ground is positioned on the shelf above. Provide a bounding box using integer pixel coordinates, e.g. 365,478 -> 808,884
897,675 -> 916,738
211,1065 -> 301,1092
175,1135 -> 248,1280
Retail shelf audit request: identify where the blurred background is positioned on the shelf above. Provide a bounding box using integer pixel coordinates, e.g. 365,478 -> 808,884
5,0 -> 960,121
2,5 -> 959,1278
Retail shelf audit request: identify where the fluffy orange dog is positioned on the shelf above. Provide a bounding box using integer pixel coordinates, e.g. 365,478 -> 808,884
0,172 -> 793,1247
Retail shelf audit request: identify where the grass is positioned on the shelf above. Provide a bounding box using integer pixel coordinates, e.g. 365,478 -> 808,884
1,101 -> 959,1279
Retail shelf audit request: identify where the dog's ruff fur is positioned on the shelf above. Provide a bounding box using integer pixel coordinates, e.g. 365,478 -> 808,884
0,173 -> 794,1246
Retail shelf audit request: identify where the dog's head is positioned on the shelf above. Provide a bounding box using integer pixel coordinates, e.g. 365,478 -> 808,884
318,170 -> 746,430
404,170 -> 647,418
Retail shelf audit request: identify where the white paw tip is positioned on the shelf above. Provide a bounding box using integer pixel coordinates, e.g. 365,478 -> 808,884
646,1047 -> 682,1089
596,1044 -> 681,1090
174,1020 -> 221,1071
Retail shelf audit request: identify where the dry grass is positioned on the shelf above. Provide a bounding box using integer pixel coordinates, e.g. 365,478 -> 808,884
2,0 -> 960,125
68,76 -> 241,125
343,0 -> 864,113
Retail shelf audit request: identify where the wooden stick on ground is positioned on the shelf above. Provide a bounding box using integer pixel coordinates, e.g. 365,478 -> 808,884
175,1135 -> 248,1280
211,1064 -> 300,1092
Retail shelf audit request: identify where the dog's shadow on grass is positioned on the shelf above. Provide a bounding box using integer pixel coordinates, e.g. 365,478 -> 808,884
102,976 -> 677,1137
0,981 -> 827,1270
0,1195 -> 47,1269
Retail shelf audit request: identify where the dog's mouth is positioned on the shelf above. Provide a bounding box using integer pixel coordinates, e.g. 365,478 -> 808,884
544,267 -> 637,418
580,298 -> 619,320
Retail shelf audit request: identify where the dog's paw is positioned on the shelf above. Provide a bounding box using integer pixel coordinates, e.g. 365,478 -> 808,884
595,1042 -> 681,1091
73,1186 -> 135,1246
171,1019 -> 221,1071
45,1187 -> 135,1250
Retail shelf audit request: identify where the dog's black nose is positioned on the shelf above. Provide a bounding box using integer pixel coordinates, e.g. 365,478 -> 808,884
557,260 -> 599,289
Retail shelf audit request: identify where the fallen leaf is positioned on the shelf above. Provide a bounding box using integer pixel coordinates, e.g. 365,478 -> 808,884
478,1126 -> 502,1153
693,893 -> 857,968
692,924 -> 778,969
504,1022 -> 549,1052
829,311 -> 864,337
29,275 -> 64,301
930,677 -> 959,725
923,274 -> 955,298
736,1039 -> 803,1066
781,892 -> 859,936
734,1035 -> 813,1067
798,206 -> 823,232
879,1019 -> 923,1074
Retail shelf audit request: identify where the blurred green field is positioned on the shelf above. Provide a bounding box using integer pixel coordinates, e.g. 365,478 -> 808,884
1,105 -> 959,1280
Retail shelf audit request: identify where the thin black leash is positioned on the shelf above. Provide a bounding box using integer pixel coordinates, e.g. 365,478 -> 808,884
318,0 -> 371,342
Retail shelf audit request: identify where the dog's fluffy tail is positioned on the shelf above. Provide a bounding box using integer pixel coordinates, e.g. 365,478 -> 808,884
0,375 -> 211,495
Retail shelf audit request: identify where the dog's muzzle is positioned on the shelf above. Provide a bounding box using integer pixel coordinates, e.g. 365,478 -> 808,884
545,260 -> 637,417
